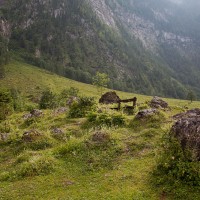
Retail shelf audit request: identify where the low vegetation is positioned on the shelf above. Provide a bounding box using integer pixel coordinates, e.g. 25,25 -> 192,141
0,61 -> 200,199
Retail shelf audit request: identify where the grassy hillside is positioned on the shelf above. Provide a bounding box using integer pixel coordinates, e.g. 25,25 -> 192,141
0,61 -> 200,200
1,61 -> 200,108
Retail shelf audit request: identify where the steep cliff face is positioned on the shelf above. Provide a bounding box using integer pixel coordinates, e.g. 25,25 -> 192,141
1,0 -> 200,98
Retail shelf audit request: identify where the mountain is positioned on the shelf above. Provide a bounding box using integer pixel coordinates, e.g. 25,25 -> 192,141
1,0 -> 200,99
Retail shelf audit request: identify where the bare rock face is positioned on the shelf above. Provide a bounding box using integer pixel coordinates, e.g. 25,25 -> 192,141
87,0 -> 117,29
135,108 -> 157,119
150,96 -> 168,109
99,91 -> 121,104
171,116 -> 200,161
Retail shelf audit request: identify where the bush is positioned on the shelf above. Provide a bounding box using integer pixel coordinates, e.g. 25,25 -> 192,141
59,87 -> 80,106
60,87 -> 79,99
39,89 -> 58,109
86,111 -> 126,128
0,155 -> 56,181
123,106 -> 135,115
138,103 -> 149,110
129,111 -> 166,130
15,153 -> 30,164
68,96 -> 96,118
24,102 -> 38,112
55,138 -> 83,157
55,132 -> 122,171
20,130 -> 53,150
0,171 -> 11,181
0,89 -> 13,121
153,135 -> 200,187
18,155 -> 56,177
10,88 -> 25,111
23,117 -> 39,127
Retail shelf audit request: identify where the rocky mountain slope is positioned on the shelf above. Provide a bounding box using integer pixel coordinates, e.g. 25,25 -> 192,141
1,0 -> 200,98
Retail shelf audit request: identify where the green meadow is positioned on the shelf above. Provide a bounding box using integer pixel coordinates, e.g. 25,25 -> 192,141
0,61 -> 200,200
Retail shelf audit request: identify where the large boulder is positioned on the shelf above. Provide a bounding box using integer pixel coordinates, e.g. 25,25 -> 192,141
150,96 -> 168,109
135,108 -> 157,119
171,116 -> 200,161
99,91 -> 121,104
173,108 -> 200,120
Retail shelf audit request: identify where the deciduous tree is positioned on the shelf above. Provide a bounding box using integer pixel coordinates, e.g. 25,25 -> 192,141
92,72 -> 110,95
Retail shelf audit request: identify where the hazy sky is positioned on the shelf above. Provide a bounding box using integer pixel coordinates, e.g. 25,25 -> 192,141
169,0 -> 183,4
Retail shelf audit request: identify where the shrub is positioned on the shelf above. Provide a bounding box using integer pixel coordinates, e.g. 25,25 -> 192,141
24,102 -> 38,112
28,140 -> 53,151
68,96 -> 96,118
60,87 -> 79,99
15,153 -> 30,164
138,103 -> 149,110
55,138 -> 83,157
0,89 -> 13,121
23,117 -> 38,127
10,88 -> 25,111
86,111 -> 126,128
20,130 -> 53,150
59,87 -> 80,106
153,135 -> 200,187
129,111 -> 166,130
18,155 -> 56,177
123,106 -> 135,115
0,171 -> 11,181
39,89 -> 58,109
55,132 -> 122,171
0,155 -> 56,181
112,113 -> 126,126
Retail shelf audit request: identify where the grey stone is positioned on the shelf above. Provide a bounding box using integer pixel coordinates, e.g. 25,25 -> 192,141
0,132 -> 10,142
171,115 -> 200,161
150,96 -> 168,109
136,108 -> 157,119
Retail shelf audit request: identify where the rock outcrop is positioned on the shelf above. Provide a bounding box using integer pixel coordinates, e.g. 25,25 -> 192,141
171,110 -> 200,161
173,108 -> 200,120
135,108 -> 157,119
150,96 -> 168,109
